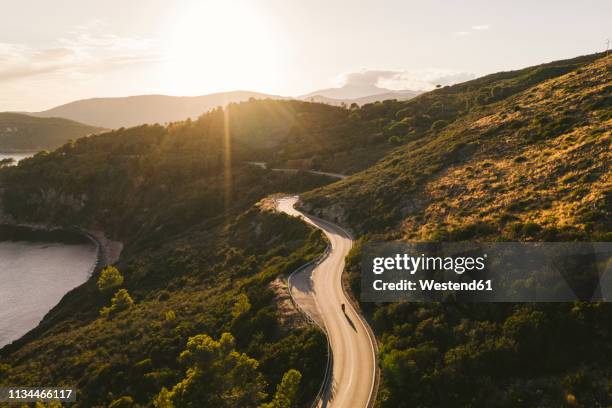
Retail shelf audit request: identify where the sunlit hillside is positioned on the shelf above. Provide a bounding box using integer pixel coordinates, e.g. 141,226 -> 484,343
304,53 -> 611,407
0,52 -> 609,408
0,113 -> 104,151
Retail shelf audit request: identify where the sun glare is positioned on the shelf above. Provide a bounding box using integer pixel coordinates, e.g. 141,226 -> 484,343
161,1 -> 282,95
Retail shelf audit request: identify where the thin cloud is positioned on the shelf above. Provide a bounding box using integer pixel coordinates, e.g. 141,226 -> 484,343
338,69 -> 476,91
0,26 -> 159,83
455,31 -> 470,36
471,24 -> 491,30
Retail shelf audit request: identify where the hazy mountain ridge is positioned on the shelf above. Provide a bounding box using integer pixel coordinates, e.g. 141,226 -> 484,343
26,87 -> 422,131
30,91 -> 290,129
300,83 -> 421,106
301,89 -> 421,106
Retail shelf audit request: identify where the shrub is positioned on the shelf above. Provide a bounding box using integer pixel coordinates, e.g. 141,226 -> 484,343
430,120 -> 449,131
100,289 -> 134,317
153,388 -> 174,408
163,333 -> 268,407
231,293 -> 251,318
386,120 -> 410,135
388,135 -> 403,145
410,114 -> 433,129
261,369 -> 303,408
97,266 -> 124,292
513,155 -> 528,163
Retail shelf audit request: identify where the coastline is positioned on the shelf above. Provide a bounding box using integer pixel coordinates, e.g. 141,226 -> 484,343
0,219 -> 123,271
0,219 -> 124,354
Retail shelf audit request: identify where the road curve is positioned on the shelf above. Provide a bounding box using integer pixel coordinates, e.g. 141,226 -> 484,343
277,196 -> 377,408
247,161 -> 347,179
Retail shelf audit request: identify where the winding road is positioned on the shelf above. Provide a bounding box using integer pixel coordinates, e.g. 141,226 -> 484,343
277,196 -> 377,408
247,162 -> 347,179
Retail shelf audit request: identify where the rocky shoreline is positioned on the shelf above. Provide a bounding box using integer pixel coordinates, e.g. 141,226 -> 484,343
0,211 -> 123,269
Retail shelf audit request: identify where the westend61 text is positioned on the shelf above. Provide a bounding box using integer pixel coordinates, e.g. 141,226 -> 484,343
373,279 -> 493,292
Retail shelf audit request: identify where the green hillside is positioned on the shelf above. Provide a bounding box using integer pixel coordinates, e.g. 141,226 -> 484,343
0,52 -> 609,407
0,206 -> 328,407
0,114 -> 338,406
0,104 -> 350,406
301,53 -> 610,239
0,113 -> 104,151
302,54 -> 611,406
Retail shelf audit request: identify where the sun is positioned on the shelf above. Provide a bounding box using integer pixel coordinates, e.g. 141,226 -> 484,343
161,1 -> 282,95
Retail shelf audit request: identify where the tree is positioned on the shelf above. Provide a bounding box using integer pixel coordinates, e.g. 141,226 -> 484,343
385,120 -> 409,136
153,388 -> 175,408
100,288 -> 134,317
231,293 -> 251,319
260,369 -> 302,408
430,120 -> 449,131
97,266 -> 124,292
165,332 -> 268,407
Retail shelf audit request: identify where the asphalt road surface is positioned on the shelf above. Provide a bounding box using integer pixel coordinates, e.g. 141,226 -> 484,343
277,196 -> 377,408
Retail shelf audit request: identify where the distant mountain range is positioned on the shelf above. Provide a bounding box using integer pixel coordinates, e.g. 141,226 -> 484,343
22,86 -> 420,130
0,113 -> 104,151
0,86 -> 422,151
29,91 -> 289,129
300,83 -> 421,106
301,90 -> 421,106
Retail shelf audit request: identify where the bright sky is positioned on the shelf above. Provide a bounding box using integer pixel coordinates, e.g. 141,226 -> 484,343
1,0 -> 610,111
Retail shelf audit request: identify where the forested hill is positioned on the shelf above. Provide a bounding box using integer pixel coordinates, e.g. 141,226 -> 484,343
0,100 -> 375,242
0,102 -> 343,406
0,52 -> 609,407
303,53 -> 611,407
301,53 -> 610,240
0,112 -> 104,151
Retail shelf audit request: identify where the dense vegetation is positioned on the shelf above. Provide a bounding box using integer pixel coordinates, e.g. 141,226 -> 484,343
306,53 -> 611,407
0,113 -> 104,151
0,52 -> 609,407
301,52 -> 609,235
0,106 -> 341,406
0,111 -> 341,245
0,206 -> 328,407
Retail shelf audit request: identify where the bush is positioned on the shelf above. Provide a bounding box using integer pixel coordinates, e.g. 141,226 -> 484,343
430,120 -> 449,131
386,121 -> 410,135
100,289 -> 134,317
388,135 -> 403,145
163,332 -> 268,407
231,293 -> 251,318
261,369 -> 303,408
97,266 -> 124,292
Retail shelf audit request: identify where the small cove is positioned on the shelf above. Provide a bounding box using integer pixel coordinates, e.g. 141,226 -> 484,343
0,227 -> 97,347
